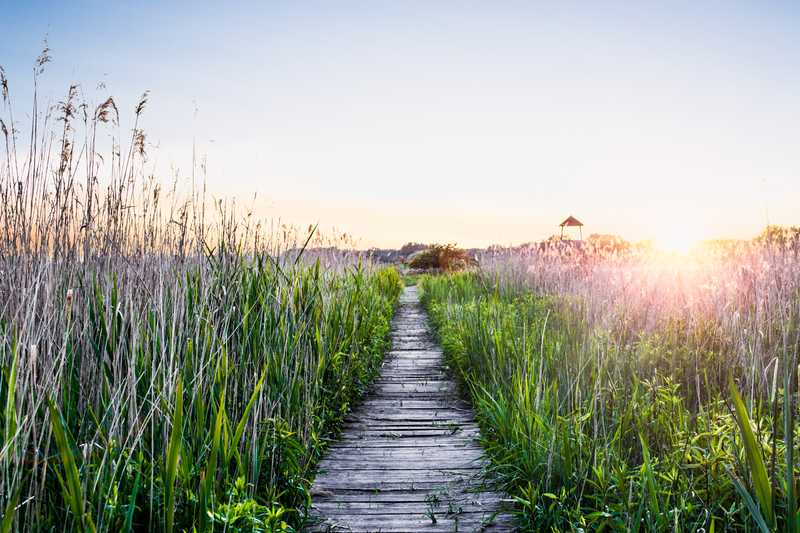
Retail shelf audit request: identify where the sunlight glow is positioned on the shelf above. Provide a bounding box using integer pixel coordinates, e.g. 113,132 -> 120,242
655,229 -> 699,254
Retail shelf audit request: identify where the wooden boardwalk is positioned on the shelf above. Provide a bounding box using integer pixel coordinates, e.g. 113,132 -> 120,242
308,286 -> 514,532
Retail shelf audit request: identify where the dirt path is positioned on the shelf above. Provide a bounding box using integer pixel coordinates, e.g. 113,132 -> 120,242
308,286 -> 514,532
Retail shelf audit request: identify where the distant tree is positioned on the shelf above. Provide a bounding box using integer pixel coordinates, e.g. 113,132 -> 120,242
407,244 -> 476,271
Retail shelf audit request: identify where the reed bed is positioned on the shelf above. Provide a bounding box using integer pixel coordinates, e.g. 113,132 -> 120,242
421,242 -> 800,531
0,62 -> 402,531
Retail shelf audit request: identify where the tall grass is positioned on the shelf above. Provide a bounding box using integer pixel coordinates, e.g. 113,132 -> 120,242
0,57 -> 402,531
421,243 -> 800,531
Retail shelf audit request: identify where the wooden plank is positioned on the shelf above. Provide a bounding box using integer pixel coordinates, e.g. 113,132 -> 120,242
312,499 -> 506,513
346,407 -> 474,417
315,459 -> 487,471
384,349 -> 444,355
321,453 -> 485,464
324,448 -> 484,459
311,491 -> 506,504
311,485 -> 492,497
382,358 -> 444,363
312,480 -> 482,492
389,343 -> 440,351
357,399 -> 469,409
324,438 -> 483,448
341,419 -> 477,427
380,360 -> 445,367
319,450 -> 486,462
372,379 -> 456,385
336,424 -> 479,433
320,444 -> 485,455
311,507 -> 507,519
345,420 -> 475,429
333,438 -> 480,447
345,416 -> 475,426
315,467 -> 481,478
380,362 -> 446,369
372,383 -> 458,394
307,512 -> 515,532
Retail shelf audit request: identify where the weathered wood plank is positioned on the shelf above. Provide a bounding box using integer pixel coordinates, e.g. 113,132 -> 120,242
312,499 -> 505,513
316,459 -> 488,471
329,440 -> 480,449
311,490 -> 504,503
345,407 -> 474,417
307,512 -> 516,533
312,493 -> 506,506
338,427 -> 477,433
357,399 -> 470,409
322,449 -> 485,461
320,455 -> 486,466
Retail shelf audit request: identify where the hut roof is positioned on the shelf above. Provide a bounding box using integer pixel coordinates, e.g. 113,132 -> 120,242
559,215 -> 583,227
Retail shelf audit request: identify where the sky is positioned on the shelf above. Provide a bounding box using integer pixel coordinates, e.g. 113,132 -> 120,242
2,1 -> 799,248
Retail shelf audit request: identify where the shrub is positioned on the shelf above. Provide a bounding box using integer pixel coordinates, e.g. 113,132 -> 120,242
407,244 -> 476,271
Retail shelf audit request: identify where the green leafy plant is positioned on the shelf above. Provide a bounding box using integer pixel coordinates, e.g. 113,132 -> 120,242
728,378 -> 773,530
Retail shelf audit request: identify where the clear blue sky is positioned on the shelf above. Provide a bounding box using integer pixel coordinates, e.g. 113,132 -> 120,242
2,1 -> 799,247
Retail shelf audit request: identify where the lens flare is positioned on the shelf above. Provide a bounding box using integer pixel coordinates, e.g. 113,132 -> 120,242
655,230 -> 698,254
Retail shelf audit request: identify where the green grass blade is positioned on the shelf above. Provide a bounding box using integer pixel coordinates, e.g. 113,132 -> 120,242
230,367 -> 266,458
200,391 -> 225,531
730,470 -> 772,533
164,377 -> 183,533
729,377 -> 774,526
0,490 -> 18,533
3,340 -> 17,459
47,400 -> 90,529
123,470 -> 140,533
639,432 -> 660,516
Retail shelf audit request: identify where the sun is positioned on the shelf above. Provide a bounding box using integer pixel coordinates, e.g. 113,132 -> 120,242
655,231 -> 698,254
